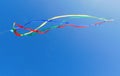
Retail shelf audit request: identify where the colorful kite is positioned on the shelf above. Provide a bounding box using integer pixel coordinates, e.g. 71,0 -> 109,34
10,14 -> 113,37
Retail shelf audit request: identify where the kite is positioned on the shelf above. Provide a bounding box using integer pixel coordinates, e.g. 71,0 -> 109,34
10,14 -> 113,37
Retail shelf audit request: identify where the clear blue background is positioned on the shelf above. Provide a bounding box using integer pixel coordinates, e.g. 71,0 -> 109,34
0,0 -> 120,76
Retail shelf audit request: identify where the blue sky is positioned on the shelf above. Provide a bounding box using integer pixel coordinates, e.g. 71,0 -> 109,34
0,0 -> 120,76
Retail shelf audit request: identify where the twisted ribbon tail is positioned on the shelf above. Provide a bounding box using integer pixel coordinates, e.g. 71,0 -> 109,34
13,29 -> 22,36
58,24 -> 88,28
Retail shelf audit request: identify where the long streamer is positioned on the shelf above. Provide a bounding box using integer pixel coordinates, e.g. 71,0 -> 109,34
11,14 -> 113,36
